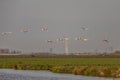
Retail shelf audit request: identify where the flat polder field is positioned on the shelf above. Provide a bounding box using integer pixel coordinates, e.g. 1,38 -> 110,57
0,57 -> 120,66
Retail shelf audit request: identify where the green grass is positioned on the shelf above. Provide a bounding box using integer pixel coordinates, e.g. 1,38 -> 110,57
0,57 -> 120,66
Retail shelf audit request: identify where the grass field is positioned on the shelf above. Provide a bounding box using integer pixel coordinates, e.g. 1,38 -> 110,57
0,56 -> 120,77
0,57 -> 120,66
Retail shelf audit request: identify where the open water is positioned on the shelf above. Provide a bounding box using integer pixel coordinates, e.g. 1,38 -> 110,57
0,69 -> 119,80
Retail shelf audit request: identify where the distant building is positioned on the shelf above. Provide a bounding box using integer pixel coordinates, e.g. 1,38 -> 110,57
0,48 -> 10,53
11,50 -> 21,54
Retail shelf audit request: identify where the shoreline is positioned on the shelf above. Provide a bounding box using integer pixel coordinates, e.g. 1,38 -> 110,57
1,64 -> 120,78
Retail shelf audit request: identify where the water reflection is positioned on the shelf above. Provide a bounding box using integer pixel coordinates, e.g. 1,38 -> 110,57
0,69 -> 119,80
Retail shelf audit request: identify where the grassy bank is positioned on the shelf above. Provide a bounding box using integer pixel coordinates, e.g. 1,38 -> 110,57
0,57 -> 120,78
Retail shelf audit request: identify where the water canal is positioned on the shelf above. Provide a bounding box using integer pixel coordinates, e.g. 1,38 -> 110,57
0,69 -> 119,80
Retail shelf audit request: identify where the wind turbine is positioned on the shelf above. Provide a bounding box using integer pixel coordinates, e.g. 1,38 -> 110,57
75,37 -> 88,42
80,26 -> 88,31
102,39 -> 109,43
42,27 -> 48,32
102,39 -> 113,53
83,38 -> 88,42
80,26 -> 88,37
20,28 -> 30,33
75,37 -> 82,40
75,36 -> 88,53
57,36 -> 69,55
1,32 -> 12,36
47,39 -> 53,53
